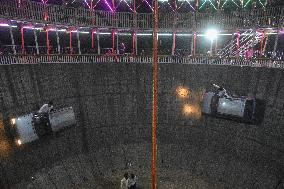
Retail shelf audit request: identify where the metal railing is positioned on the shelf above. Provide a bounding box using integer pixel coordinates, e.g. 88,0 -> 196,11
0,0 -> 283,30
0,55 -> 283,69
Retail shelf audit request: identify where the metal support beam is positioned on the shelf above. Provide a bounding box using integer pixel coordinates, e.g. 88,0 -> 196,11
171,32 -> 176,55
97,30 -> 100,55
56,30 -> 61,54
151,0 -> 158,188
21,27 -> 25,54
69,31 -> 73,54
9,26 -> 16,55
116,32 -> 119,54
77,31 -> 81,54
273,30 -> 279,58
229,33 -> 234,56
46,30 -> 50,54
33,29 -> 39,55
191,32 -> 196,56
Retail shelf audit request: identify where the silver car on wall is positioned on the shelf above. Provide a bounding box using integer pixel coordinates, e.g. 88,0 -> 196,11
202,91 -> 265,124
10,107 -> 76,145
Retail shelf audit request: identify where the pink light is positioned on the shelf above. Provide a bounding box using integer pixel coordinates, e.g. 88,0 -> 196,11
0,23 -> 9,27
41,0 -> 48,4
84,0 -> 91,9
104,0 -> 114,12
23,26 -> 34,29
122,0 -> 134,12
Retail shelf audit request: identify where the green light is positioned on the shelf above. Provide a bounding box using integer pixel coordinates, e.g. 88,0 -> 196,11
199,0 -> 217,10
221,0 -> 240,8
244,0 -> 252,7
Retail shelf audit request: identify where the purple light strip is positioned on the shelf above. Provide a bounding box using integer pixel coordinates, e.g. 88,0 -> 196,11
185,0 -> 196,11
0,23 -> 9,27
122,0 -> 134,12
104,0 -> 114,12
142,0 -> 154,11
84,0 -> 91,9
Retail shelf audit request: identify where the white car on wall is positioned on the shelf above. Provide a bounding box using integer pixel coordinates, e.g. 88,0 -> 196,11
202,90 -> 265,124
10,107 -> 76,145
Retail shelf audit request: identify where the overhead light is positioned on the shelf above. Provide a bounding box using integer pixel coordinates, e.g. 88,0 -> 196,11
137,33 -> 152,36
206,28 -> 218,41
176,34 -> 192,36
158,33 -> 172,36
100,32 -> 111,35
0,23 -> 9,27
17,139 -> 22,146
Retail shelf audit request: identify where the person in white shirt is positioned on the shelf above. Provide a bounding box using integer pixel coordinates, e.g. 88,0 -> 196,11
121,173 -> 129,189
212,84 -> 228,98
38,101 -> 54,113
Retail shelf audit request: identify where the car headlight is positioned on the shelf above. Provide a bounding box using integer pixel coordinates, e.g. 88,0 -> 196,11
16,139 -> 22,146
11,118 -> 16,125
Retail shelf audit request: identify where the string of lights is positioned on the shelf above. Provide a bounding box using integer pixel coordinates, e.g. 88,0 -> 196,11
28,0 -> 283,13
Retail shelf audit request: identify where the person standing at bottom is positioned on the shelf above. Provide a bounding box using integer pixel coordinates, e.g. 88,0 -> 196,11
128,173 -> 137,189
121,173 -> 129,189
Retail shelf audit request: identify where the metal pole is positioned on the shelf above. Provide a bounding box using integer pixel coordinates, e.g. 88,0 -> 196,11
92,30 -> 95,49
33,29 -> 39,55
229,33 -> 234,56
236,32 -> 240,57
263,34 -> 268,57
116,32 -> 119,54
21,26 -> 25,54
191,32 -> 196,56
273,30 -> 279,58
152,0 -> 158,188
132,31 -> 137,55
55,29 -> 60,54
46,30 -> 50,54
97,30 -> 100,55
171,32 -> 176,55
112,30 -> 115,53
135,31 -> 137,55
69,31 -> 72,54
77,31 -> 81,54
9,26 -> 16,55
210,40 -> 213,56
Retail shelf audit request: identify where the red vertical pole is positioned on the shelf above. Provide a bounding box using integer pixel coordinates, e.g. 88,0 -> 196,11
260,33 -> 264,56
172,32 -> 176,55
192,32 -> 196,56
236,32 -> 240,56
21,27 -> 25,54
112,0 -> 115,11
46,29 -> 50,54
132,32 -> 136,55
152,0 -> 158,188
92,30 -> 95,49
69,31 -> 72,54
112,30 -> 115,53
